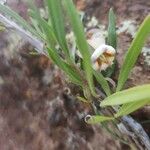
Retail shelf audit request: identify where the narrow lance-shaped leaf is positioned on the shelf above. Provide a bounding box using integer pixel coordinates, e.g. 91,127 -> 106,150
28,2 -> 56,49
46,0 -> 70,60
63,0 -> 96,96
101,84 -> 150,107
29,16 -> 44,38
0,3 -> 42,39
40,19 -> 57,49
41,19 -> 56,48
85,115 -> 114,124
27,1 -> 43,32
115,100 -> 150,117
105,8 -> 117,77
93,70 -> 111,96
47,47 -> 82,86
107,8 -> 117,49
117,15 -> 150,91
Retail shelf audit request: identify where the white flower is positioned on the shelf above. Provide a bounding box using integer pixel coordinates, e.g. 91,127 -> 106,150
91,44 -> 116,71
87,28 -> 116,71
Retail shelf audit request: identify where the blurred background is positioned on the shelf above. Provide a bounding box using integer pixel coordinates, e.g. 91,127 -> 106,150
0,0 -> 150,149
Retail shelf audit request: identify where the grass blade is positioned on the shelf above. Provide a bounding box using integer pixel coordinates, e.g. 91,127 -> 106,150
47,47 -> 82,86
46,0 -> 70,59
0,3 -> 41,39
107,8 -> 117,49
117,15 -> 150,91
63,0 -> 96,96
29,16 -> 44,38
104,8 -> 117,77
93,70 -> 111,96
101,84 -> 150,106
115,100 -> 150,117
28,2 -> 56,49
85,115 -> 114,124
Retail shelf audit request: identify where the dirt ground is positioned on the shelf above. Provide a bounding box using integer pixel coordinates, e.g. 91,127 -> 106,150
0,0 -> 150,150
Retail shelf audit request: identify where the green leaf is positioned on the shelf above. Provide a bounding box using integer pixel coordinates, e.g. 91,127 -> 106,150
39,19 -> 56,49
27,3 -> 43,34
117,15 -> 150,91
107,8 -> 117,49
46,0 -> 70,59
85,115 -> 114,124
29,17 -> 44,38
63,0 -> 96,96
64,63 -> 83,86
63,0 -> 90,59
47,47 -> 82,86
104,8 -> 117,77
93,70 -> 111,96
0,4 -> 41,39
115,100 -> 150,117
101,84 -> 150,107
28,3 -> 56,49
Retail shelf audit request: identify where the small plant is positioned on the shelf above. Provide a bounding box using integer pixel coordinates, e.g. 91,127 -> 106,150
0,0 -> 150,148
